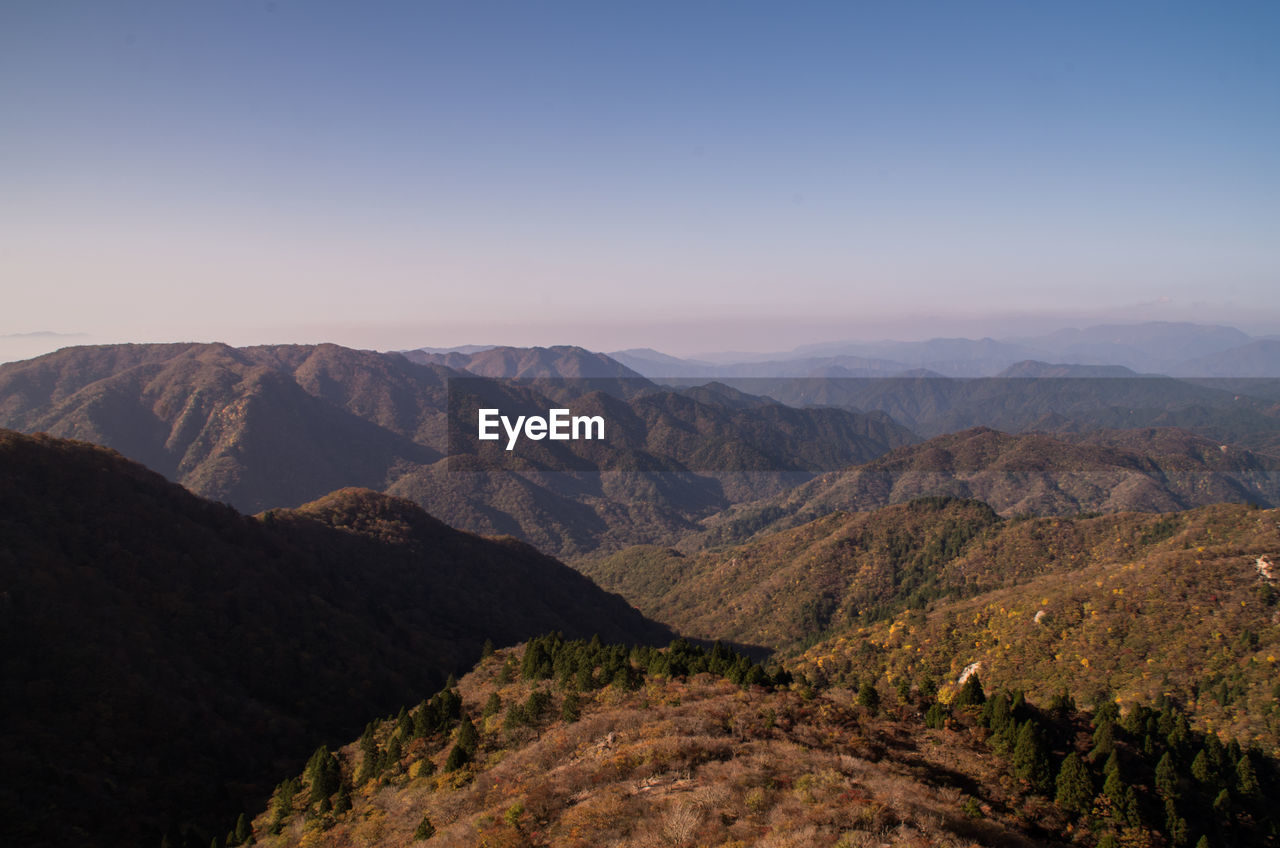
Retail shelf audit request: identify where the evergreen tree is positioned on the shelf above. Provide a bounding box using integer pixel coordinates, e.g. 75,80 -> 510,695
1012,720 -> 1052,793
383,735 -> 402,774
1156,751 -> 1180,799
1191,749 -> 1213,783
561,690 -> 582,723
333,783 -> 352,815
232,813 -> 251,846
304,745 -> 341,800
480,638 -> 495,659
1055,753 -> 1093,813
413,815 -> 436,840
482,692 -> 502,719
925,701 -> 947,729
456,714 -> 478,756
1091,720 -> 1116,760
857,681 -> 880,712
954,673 -> 986,707
1235,753 -> 1259,798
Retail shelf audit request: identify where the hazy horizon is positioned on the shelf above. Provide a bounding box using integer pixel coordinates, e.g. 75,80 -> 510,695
4,2 -> 1278,362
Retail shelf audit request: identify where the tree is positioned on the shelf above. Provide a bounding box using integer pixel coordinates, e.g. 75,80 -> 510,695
857,682 -> 880,712
413,815 -> 436,840
1155,752 -> 1180,800
1055,753 -> 1093,813
444,743 -> 470,772
304,745 -> 341,800
1235,753 -> 1259,798
231,813 -> 251,846
1012,720 -> 1051,793
955,674 -> 986,707
925,701 -> 947,729
561,690 -> 582,723
1091,720 -> 1116,760
455,714 -> 478,756
1191,750 -> 1214,785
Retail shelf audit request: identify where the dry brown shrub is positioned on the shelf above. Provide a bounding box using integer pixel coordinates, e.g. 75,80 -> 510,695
661,800 -> 701,846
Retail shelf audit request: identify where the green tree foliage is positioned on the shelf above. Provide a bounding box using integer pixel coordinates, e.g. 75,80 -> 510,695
1011,720 -> 1051,792
1091,719 -> 1117,760
413,815 -> 435,840
304,745 -> 342,801
1155,751 -> 1179,800
561,690 -> 582,723
857,682 -> 881,712
455,715 -> 478,756
1235,752 -> 1259,797
229,813 -> 251,847
1055,753 -> 1093,813
925,701 -> 947,729
954,673 -> 986,707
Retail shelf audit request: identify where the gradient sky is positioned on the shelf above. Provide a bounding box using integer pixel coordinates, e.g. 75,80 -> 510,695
2,1 -> 1278,359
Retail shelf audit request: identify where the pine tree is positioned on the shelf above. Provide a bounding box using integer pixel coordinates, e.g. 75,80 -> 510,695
1091,720 -> 1116,760
1155,751 -> 1180,799
955,674 -> 986,707
231,813 -> 251,846
1012,720 -> 1051,793
1191,749 -> 1214,784
333,783 -> 352,814
925,701 -> 947,729
480,638 -> 495,659
456,714 -> 478,755
857,682 -> 880,712
1055,753 -> 1093,813
413,815 -> 436,840
561,690 -> 582,723
1235,753 -> 1259,797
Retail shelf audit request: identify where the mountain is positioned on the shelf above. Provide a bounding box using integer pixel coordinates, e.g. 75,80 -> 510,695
606,347 -> 717,378
1013,322 -> 1252,373
0,342 -> 447,511
583,497 -> 1280,749
0,429 -> 670,847
241,635 -> 1279,848
695,427 -> 1280,545
995,361 -> 1145,378
642,322 -> 1264,380
402,344 -> 646,380
796,501 -> 1280,751
725,371 -> 1280,448
1174,340 -> 1280,378
0,343 -> 914,557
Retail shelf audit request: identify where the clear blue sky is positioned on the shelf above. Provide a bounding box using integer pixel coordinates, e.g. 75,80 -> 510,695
2,1 -> 1278,358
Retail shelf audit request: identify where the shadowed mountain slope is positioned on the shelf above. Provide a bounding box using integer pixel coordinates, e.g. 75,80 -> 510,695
0,429 -> 669,847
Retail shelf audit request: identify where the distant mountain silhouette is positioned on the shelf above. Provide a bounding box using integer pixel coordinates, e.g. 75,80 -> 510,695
402,344 -> 646,379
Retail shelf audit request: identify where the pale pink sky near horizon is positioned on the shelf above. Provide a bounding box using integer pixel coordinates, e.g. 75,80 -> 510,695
4,2 -> 1277,363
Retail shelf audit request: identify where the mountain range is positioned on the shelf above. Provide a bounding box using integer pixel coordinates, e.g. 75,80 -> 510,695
607,322 -> 1280,378
0,343 -> 912,557
4,327 -> 1280,846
